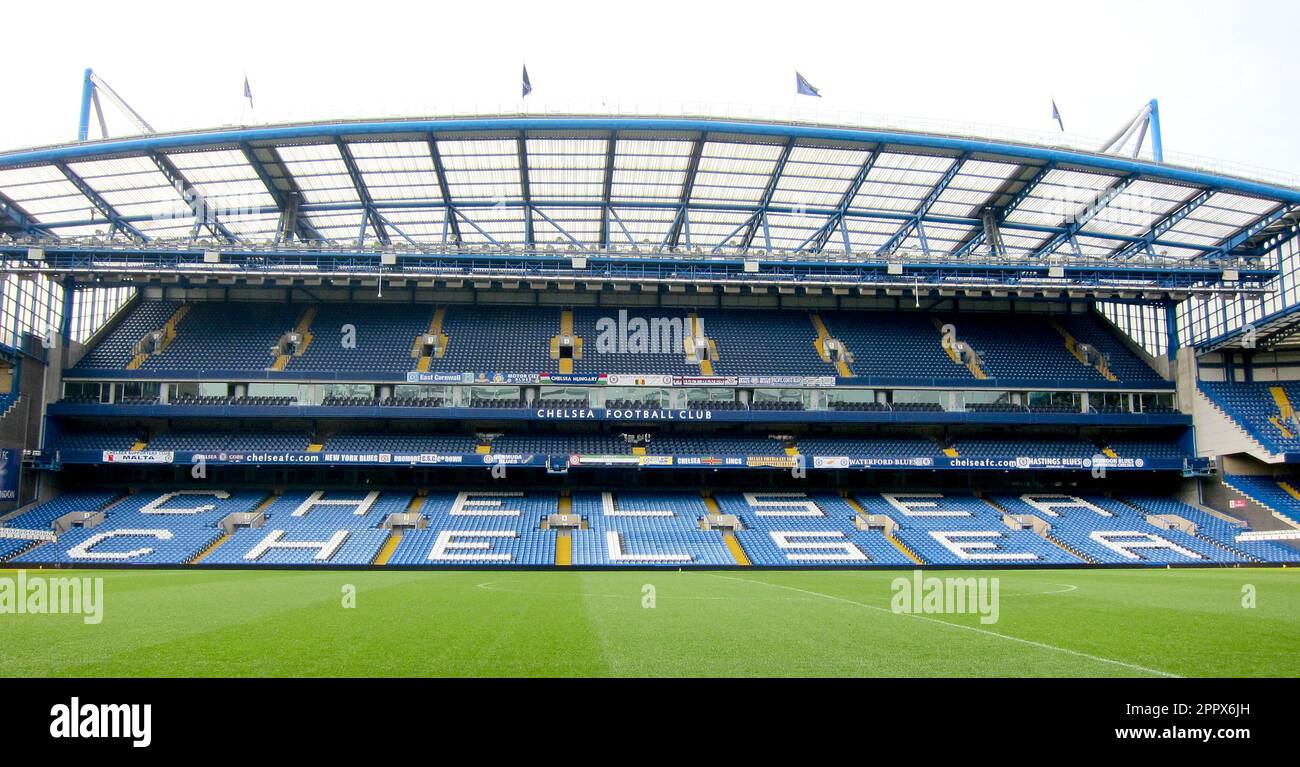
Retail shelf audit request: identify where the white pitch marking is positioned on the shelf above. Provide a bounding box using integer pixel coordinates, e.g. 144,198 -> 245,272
701,573 -> 1179,678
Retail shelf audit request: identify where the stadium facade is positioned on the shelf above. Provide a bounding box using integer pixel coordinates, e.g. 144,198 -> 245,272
1,114 -> 1299,569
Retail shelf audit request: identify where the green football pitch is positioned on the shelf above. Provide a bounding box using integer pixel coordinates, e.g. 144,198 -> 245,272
1,567 -> 1296,677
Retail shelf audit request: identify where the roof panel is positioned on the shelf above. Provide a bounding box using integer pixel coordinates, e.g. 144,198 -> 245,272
611,138 -> 692,204
0,165 -> 100,224
1,119 -> 1292,261
437,138 -> 521,202
346,141 -> 441,202
66,155 -> 192,221
275,144 -> 361,205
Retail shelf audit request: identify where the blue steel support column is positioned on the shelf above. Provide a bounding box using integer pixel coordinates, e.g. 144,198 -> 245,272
1148,100 -> 1164,163
77,69 -> 94,142
1164,299 -> 1180,357
59,276 -> 76,347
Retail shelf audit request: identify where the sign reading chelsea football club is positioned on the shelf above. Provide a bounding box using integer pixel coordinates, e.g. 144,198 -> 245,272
534,407 -> 714,421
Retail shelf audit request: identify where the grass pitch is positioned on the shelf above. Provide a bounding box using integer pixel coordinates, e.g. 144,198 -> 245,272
1,567 -> 1296,677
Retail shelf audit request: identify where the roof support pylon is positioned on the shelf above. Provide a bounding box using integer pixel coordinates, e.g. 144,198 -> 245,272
1099,100 -> 1163,162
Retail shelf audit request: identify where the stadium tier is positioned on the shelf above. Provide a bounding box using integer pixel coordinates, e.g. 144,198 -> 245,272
3,488 -> 1295,568
1199,381 -> 1300,455
66,299 -> 1168,388
1221,474 -> 1300,527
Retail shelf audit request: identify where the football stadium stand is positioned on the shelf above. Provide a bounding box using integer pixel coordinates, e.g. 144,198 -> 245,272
5,113 -> 1299,572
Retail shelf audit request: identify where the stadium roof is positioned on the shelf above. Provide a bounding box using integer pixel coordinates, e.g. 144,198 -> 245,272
0,115 -> 1296,295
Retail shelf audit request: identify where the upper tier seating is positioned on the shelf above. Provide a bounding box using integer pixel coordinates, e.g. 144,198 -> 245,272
795,436 -> 939,460
45,428 -> 1189,463
69,302 -> 1167,386
138,302 -> 302,372
287,303 -> 430,373
54,430 -> 140,452
642,435 -> 787,455
1057,315 -> 1168,386
1199,381 -> 1300,454
492,433 -> 628,454
821,311 -> 968,381
703,310 -> 829,375
323,432 -> 480,454
955,438 -> 1100,461
944,314 -> 1103,383
571,308 -> 693,374
146,431 -> 309,452
74,301 -> 181,369
1105,438 -> 1188,459
433,305 -> 557,372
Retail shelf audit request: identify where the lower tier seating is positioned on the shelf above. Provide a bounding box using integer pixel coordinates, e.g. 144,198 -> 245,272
6,488 -> 1293,567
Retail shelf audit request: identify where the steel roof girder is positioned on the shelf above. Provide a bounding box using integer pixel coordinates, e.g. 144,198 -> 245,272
1028,173 -> 1140,260
336,139 -> 389,246
952,161 -> 1055,258
801,145 -> 885,255
740,136 -> 797,252
427,136 -> 462,245
517,131 -> 534,249
148,153 -> 238,244
664,133 -> 707,249
1112,187 -> 1214,260
876,152 -> 970,256
53,161 -> 149,241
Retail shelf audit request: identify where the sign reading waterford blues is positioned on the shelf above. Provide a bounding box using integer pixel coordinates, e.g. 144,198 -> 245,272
0,448 -> 19,501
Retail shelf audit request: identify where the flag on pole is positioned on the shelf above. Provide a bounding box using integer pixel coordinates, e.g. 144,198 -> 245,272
522,64 -> 533,98
243,75 -> 254,109
795,71 -> 821,98
1051,99 -> 1065,131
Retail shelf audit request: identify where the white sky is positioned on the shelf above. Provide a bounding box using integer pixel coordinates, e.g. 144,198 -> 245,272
5,0 -> 1299,179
